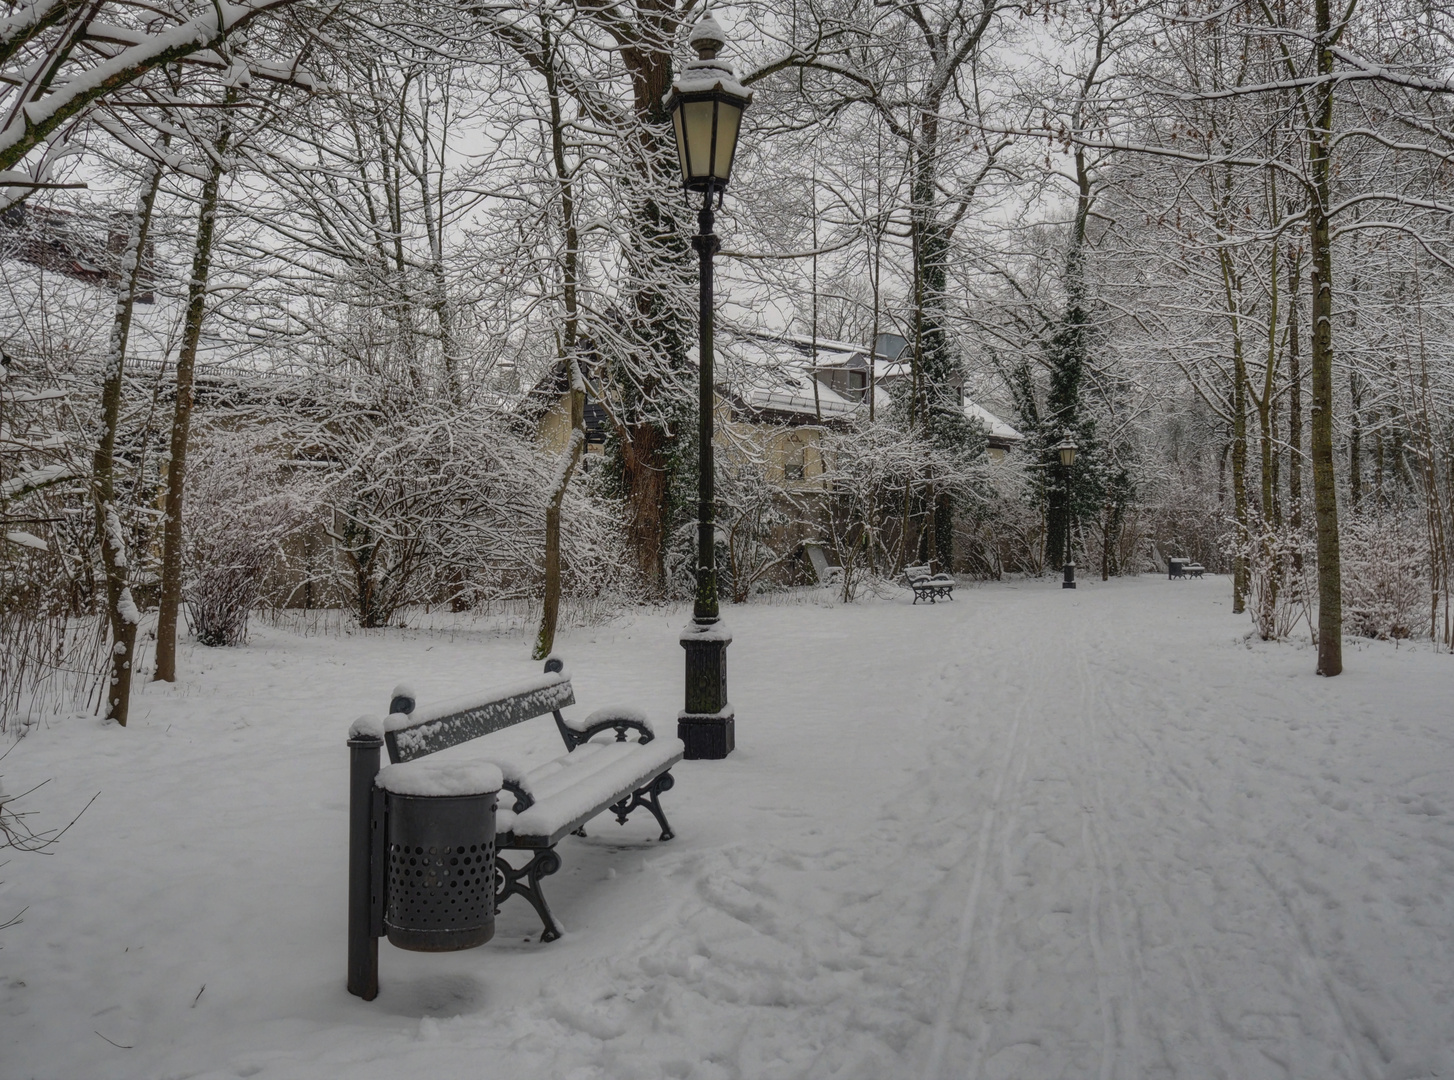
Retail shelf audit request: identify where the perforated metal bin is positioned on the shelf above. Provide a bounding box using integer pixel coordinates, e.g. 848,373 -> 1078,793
378,776 -> 498,953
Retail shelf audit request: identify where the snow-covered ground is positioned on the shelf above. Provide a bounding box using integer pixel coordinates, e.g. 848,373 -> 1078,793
3,577 -> 1452,1080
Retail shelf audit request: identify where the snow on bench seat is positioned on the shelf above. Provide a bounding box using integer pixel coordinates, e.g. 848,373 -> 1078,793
495,736 -> 685,846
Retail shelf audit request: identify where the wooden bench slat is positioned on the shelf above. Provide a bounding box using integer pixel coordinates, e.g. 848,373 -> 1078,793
499,739 -> 686,848
384,674 -> 576,762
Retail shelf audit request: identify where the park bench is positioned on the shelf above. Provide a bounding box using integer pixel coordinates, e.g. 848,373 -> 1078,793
904,564 -> 955,604
1168,558 -> 1206,580
383,658 -> 683,943
348,657 -> 683,993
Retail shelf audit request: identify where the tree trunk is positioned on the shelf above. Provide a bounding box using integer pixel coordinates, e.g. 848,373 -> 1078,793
1287,245 -> 1304,568
1309,0 -> 1343,675
1348,369 -> 1362,513
532,22 -> 586,660
534,373 -> 585,660
155,105 -> 233,682
1231,350 -> 1250,614
94,158 -> 166,725
620,422 -> 673,592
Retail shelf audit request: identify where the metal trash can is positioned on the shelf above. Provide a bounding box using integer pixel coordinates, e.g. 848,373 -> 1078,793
375,760 -> 502,952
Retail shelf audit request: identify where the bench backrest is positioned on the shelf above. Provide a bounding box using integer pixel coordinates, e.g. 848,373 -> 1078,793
904,564 -> 932,582
383,658 -> 575,764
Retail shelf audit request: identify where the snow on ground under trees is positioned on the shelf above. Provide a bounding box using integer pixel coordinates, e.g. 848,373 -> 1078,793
3,577 -> 1452,1080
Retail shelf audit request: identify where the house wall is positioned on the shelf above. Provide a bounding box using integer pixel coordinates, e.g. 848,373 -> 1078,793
538,394 -> 575,456
718,416 -> 829,493
539,390 -> 831,492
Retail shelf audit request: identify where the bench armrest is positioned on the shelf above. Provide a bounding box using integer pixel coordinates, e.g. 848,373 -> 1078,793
500,778 -> 535,813
553,705 -> 656,752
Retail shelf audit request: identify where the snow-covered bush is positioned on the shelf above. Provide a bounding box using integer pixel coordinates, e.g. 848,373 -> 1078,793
1341,513 -> 1428,641
1229,514 -> 1316,641
184,424 -> 322,647
956,463 -> 1043,577
319,397 -> 634,627
0,348 -> 107,731
819,419 -> 985,599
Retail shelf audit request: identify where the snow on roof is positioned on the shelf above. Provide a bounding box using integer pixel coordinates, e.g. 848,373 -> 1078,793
719,332 -> 1021,443
719,334 -> 864,420
966,401 -> 1023,444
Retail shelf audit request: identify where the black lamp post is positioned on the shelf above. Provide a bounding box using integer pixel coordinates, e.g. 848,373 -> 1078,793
1053,436 -> 1078,589
668,14 -> 750,760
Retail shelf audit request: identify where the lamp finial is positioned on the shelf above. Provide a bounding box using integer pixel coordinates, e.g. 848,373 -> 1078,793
689,13 -> 727,61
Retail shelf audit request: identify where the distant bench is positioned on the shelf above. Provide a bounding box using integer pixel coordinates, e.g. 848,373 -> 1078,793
380,659 -> 683,942
1168,558 -> 1205,580
904,564 -> 955,604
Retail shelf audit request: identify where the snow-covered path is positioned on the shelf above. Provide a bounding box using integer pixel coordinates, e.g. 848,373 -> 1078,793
4,578 -> 1451,1079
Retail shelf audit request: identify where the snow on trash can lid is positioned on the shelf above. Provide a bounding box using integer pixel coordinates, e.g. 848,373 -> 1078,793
376,759 -> 503,797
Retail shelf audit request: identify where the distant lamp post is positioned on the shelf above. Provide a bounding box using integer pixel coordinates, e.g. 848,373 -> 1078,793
669,13 -> 751,760
1053,436 -> 1078,589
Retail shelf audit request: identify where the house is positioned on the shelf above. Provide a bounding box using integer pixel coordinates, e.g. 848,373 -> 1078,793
0,202 -> 155,300
722,330 -> 1022,457
528,330 -> 1023,479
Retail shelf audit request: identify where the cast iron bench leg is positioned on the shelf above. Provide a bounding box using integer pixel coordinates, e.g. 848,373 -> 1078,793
609,772 -> 677,842
495,849 -> 564,943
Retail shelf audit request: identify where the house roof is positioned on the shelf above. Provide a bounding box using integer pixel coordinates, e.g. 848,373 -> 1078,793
720,334 -> 876,422
720,331 -> 1023,447
515,330 -> 1024,450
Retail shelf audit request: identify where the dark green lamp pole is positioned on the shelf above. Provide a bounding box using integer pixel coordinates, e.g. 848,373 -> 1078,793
1054,436 -> 1078,589
668,14 -> 751,759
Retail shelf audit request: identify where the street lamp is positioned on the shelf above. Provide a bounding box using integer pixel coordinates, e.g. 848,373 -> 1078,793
669,13 -> 751,760
1053,436 -> 1078,589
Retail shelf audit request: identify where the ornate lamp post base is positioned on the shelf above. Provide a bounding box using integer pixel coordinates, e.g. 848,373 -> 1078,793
678,621 -> 733,759
1063,561 -> 1077,589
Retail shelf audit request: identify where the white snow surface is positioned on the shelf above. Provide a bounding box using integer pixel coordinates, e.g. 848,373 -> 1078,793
3,529 -> 48,550
3,578 -> 1453,1079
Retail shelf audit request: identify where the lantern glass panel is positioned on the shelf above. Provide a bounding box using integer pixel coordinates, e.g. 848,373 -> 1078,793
711,100 -> 741,181
1058,443 -> 1077,466
672,107 -> 689,183
681,99 -> 718,181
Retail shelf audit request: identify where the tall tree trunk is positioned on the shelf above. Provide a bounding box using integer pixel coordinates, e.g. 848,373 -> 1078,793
1348,369 -> 1362,514
1309,0 -> 1343,675
534,372 -> 585,660
95,157 -> 166,725
155,105 -> 233,682
1287,245 -> 1304,568
534,24 -> 586,661
1231,347 -> 1250,614
1254,247 -> 1280,634
1217,240 -> 1251,614
611,7 -> 692,594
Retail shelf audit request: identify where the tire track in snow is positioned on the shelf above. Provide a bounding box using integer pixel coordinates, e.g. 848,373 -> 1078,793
1248,855 -> 1380,1080
1083,644 -> 1374,1080
958,703 -> 1035,1080
1089,687 -> 1242,1080
1071,646 -> 1144,1080
918,637 -> 1040,1080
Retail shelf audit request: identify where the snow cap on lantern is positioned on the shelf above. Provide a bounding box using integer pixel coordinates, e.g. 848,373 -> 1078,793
667,11 -> 752,192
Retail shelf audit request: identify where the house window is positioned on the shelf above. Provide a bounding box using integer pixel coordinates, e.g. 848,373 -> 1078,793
783,433 -> 807,480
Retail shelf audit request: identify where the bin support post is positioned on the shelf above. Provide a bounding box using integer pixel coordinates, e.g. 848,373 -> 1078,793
347,733 -> 382,999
